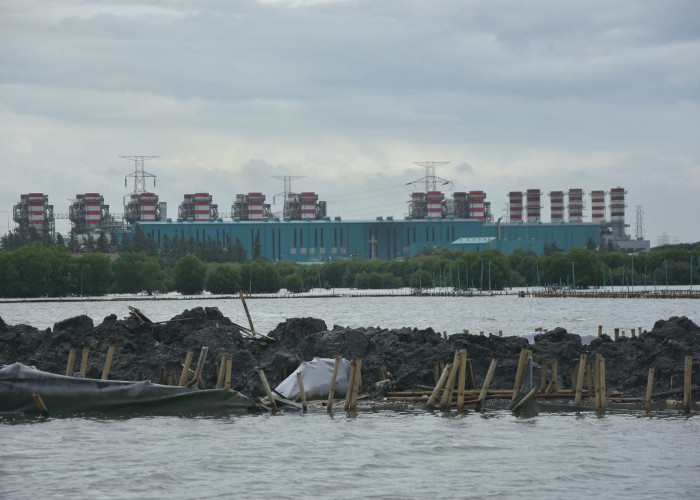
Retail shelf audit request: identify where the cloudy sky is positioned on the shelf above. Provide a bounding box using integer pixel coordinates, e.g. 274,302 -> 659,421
1,0 -> 698,245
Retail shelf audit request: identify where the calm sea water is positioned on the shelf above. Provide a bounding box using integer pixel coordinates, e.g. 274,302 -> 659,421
1,294 -> 699,499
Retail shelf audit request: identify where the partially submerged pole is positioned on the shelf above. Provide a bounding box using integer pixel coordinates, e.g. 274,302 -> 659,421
101,345 -> 115,380
457,349 -> 467,412
684,355 -> 693,414
344,361 -> 357,411
297,372 -> 307,412
440,352 -> 461,409
574,354 -> 587,406
645,367 -> 655,412
476,358 -> 498,411
349,359 -> 362,411
512,349 -> 530,400
327,356 -> 341,412
32,393 -> 49,418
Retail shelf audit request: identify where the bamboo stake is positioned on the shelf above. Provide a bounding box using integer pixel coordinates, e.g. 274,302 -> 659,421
80,347 -> 89,376
457,349 -> 467,412
539,362 -> 548,392
101,345 -> 115,380
477,358 -> 498,411
614,328 -> 619,341
297,372 -> 307,412
327,356 -> 341,412
433,363 -> 440,384
683,355 -> 692,414
645,367 -> 655,412
160,368 -> 167,385
32,393 -> 49,418
224,356 -> 233,390
598,355 -> 606,410
179,351 -> 194,386
66,348 -> 77,376
512,349 -> 529,399
258,369 -> 277,411
169,371 -> 177,386
239,290 -> 255,332
598,325 -> 602,339
427,363 -> 452,408
440,352 -> 461,409
344,361 -> 357,411
349,359 -> 362,411
574,354 -> 587,406
467,359 -> 476,390
216,355 -> 227,389
545,360 -> 558,395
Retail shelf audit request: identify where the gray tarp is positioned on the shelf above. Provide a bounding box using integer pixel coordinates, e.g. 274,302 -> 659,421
0,363 -> 257,415
274,357 -> 351,401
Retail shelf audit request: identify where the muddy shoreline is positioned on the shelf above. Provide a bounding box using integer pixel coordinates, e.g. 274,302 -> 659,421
1,308 -> 698,400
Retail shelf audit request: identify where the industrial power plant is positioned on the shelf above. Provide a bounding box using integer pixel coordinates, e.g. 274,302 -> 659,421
8,159 -> 650,261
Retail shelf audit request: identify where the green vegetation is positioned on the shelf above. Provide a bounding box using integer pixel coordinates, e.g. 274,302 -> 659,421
1,229 -> 699,297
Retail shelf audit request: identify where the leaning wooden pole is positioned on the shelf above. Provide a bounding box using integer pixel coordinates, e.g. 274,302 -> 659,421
101,345 -> 115,380
512,349 -> 529,400
476,358 -> 498,411
683,355 -> 693,414
32,393 -> 50,418
258,369 -> 277,411
439,352 -> 461,409
427,363 -> 452,408
179,351 -> 195,386
239,290 -> 255,333
224,356 -> 233,390
327,356 -> 341,412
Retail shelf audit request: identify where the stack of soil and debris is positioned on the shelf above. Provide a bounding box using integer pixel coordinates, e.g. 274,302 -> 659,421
1,307 -> 698,399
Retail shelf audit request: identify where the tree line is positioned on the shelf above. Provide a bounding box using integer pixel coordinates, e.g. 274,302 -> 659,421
0,228 -> 699,298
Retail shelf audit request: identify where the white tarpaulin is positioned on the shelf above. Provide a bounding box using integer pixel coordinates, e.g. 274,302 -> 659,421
274,357 -> 351,401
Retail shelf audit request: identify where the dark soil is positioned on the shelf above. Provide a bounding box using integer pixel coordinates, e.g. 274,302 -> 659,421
1,307 -> 698,398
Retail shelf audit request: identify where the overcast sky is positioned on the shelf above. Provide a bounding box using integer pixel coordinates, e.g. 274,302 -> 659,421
1,0 -> 698,245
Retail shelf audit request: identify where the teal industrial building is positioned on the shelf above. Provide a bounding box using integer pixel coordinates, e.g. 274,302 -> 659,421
134,218 -> 601,262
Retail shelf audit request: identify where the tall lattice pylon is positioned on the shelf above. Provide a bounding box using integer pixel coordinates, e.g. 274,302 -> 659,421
121,155 -> 159,195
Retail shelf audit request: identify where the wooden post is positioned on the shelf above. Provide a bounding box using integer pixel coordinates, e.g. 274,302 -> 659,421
297,372 -> 307,412
224,356 -> 233,390
467,359 -> 477,390
160,368 -> 167,385
433,363 -> 440,384
476,358 -> 498,411
440,351 -> 461,409
349,359 -> 363,411
545,360 -> 558,395
539,362 -> 548,392
595,354 -> 606,410
344,361 -> 357,411
631,328 -> 636,338
80,347 -> 89,376
327,356 -> 341,412
101,345 -> 115,380
574,354 -> 587,406
614,328 -> 619,341
239,290 -> 255,333
683,355 -> 693,414
645,367 -> 655,412
169,371 -> 177,386
457,349 -> 467,412
442,331 -> 447,340
598,325 -> 602,339
179,351 -> 194,386
66,348 -> 77,376
192,347 -> 208,381
32,393 -> 49,418
512,349 -> 530,399
257,369 -> 277,411
427,363 -> 452,408
216,355 -> 227,389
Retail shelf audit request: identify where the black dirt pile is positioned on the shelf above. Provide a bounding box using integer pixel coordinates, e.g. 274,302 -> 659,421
1,309 -> 698,399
